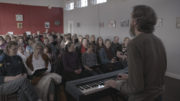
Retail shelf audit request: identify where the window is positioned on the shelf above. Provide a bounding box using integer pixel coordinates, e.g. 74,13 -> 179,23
66,2 -> 74,10
77,0 -> 88,8
92,0 -> 107,5
97,0 -> 107,4
81,0 -> 88,7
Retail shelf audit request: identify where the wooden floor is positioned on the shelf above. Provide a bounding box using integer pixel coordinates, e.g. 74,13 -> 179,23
1,76 -> 180,101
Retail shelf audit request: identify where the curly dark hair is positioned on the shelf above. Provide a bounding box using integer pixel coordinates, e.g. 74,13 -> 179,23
132,5 -> 157,33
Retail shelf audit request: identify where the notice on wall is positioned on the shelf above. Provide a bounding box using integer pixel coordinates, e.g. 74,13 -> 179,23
26,31 -> 31,35
16,14 -> 23,21
7,32 -> 14,35
17,23 -> 23,29
45,22 -> 50,28
109,20 -> 116,28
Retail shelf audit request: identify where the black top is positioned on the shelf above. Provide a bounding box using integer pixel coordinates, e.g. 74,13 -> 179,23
111,42 -> 122,53
62,52 -> 82,73
0,53 -> 27,85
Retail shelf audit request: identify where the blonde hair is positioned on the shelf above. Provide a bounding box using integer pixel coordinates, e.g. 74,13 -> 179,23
33,42 -> 44,52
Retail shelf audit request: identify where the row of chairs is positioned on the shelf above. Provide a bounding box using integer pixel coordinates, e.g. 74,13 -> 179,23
0,94 -> 17,101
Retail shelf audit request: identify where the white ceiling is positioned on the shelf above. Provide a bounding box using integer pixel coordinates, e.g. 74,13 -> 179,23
0,0 -> 65,8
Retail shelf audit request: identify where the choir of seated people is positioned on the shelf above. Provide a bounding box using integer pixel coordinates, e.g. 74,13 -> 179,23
0,32 -> 129,101
0,41 -> 40,101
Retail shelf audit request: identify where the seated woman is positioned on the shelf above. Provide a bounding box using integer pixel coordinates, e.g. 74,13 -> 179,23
0,36 -> 6,50
76,38 -> 88,63
96,37 -> 105,64
99,39 -> 116,64
122,37 -> 130,55
26,39 -> 34,55
99,39 -> 116,72
96,37 -> 104,51
62,42 -> 83,81
82,44 -> 101,76
26,42 -> 61,101
90,35 -> 96,46
17,44 -> 29,63
0,41 -> 40,101
17,37 -> 26,47
80,38 -> 89,54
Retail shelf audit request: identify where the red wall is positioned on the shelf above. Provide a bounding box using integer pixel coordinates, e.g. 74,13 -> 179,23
0,3 -> 63,35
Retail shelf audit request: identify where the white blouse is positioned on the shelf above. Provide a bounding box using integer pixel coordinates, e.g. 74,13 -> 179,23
29,54 -> 51,74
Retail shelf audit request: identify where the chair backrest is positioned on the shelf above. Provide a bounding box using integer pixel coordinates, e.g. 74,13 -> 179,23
0,94 -> 17,101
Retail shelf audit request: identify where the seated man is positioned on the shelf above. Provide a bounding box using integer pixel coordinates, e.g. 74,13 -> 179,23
111,36 -> 122,53
0,41 -> 40,101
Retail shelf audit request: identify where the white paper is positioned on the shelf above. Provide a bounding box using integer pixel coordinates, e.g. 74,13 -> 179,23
7,32 -> 13,35
26,31 -> 31,35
